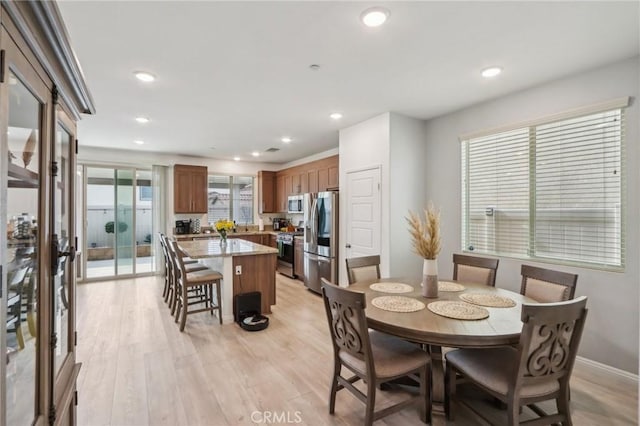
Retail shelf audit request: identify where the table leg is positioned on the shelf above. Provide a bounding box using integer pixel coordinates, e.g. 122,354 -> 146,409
429,345 -> 446,426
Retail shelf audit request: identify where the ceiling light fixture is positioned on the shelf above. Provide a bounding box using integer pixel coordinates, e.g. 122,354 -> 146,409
233,156 -> 241,161
361,7 -> 390,27
330,112 -> 343,120
281,137 -> 292,143
481,67 -> 502,78
134,71 -> 156,82
135,116 -> 150,124
252,151 -> 260,157
134,140 -> 145,145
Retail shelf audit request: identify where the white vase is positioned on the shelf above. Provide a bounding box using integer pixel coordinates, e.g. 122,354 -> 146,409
422,258 -> 438,298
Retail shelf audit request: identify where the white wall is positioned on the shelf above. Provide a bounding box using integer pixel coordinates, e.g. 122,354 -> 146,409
339,113 -> 390,284
422,56 -> 640,373
338,112 -> 429,285
389,113 -> 429,280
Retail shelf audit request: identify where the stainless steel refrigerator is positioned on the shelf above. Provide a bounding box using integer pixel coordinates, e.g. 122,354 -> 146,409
303,191 -> 338,293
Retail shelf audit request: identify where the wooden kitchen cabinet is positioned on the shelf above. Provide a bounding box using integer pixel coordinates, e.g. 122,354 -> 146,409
318,168 -> 328,192
291,173 -> 301,195
269,234 -> 278,248
284,174 -> 292,198
174,164 -> 208,213
328,164 -> 339,189
276,174 -> 287,212
257,170 -> 276,213
307,169 -> 318,193
299,172 -> 309,194
294,237 -> 304,279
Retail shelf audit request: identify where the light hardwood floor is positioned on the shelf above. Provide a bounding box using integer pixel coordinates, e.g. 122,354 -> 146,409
76,274 -> 638,425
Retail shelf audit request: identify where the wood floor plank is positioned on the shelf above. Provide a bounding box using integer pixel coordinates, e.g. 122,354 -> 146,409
76,274 -> 639,426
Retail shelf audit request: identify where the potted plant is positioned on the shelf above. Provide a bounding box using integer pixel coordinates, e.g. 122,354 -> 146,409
104,221 -> 128,234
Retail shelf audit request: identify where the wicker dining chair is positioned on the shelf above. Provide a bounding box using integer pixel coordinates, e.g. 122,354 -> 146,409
452,254 -> 499,286
445,296 -> 588,425
520,264 -> 578,303
345,255 -> 381,285
321,278 -> 430,425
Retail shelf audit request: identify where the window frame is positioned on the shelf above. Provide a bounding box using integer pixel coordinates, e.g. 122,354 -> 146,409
207,174 -> 255,226
460,98 -> 628,272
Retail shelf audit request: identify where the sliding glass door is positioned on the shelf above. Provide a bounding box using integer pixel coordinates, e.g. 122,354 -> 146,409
81,166 -> 155,280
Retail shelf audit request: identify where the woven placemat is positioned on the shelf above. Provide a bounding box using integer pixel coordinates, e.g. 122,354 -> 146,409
438,281 -> 465,292
370,282 -> 414,294
371,296 -> 425,313
427,301 -> 489,320
459,293 -> 516,308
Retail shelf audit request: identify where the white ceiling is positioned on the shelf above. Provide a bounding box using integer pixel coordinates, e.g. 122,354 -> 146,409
57,1 -> 639,164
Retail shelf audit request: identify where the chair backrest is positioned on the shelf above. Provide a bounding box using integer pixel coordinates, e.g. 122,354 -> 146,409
167,240 -> 187,283
514,296 -> 588,392
345,255 -> 381,285
520,265 -> 578,303
321,278 -> 374,376
452,254 -> 499,286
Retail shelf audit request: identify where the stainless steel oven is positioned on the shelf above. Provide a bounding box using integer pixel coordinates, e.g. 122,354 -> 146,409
276,232 -> 301,278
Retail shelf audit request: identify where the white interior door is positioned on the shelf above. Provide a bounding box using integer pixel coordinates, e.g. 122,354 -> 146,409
345,166 -> 381,260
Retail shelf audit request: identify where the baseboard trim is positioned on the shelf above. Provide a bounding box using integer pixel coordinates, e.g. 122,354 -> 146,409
575,356 -> 639,383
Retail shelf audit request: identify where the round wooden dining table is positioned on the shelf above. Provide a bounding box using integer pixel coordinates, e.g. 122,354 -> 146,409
348,278 -> 536,425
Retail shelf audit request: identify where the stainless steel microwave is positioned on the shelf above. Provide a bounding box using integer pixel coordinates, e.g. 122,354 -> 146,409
288,195 -> 304,214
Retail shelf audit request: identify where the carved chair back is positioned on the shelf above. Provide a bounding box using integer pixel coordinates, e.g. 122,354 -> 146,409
514,296 -> 588,394
452,254 -> 499,286
167,240 -> 187,286
321,278 -> 375,378
345,255 -> 381,285
520,265 -> 578,303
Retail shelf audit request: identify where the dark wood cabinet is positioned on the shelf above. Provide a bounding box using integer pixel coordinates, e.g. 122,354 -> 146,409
174,164 -> 208,213
269,234 -> 278,248
257,170 -> 276,213
294,237 -> 304,279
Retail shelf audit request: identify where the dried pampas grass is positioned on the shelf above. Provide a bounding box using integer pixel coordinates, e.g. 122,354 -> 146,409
406,203 -> 441,260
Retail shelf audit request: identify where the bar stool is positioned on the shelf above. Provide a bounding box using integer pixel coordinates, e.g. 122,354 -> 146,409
159,234 -> 207,311
168,240 -> 223,331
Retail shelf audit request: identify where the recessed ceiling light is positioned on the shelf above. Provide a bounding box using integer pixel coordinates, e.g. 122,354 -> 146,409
134,71 -> 155,82
481,67 -> 502,78
330,112 -> 343,120
233,156 -> 241,161
281,137 -> 292,143
133,140 -> 145,145
361,7 -> 390,27
135,116 -> 150,124
252,151 -> 260,157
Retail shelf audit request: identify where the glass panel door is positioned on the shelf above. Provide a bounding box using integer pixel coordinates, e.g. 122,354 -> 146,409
85,167 -> 115,278
53,122 -> 73,376
82,166 -> 155,279
4,70 -> 42,426
115,169 -> 134,275
135,170 -> 153,273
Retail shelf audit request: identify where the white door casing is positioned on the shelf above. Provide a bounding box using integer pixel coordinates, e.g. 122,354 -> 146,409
345,166 -> 381,263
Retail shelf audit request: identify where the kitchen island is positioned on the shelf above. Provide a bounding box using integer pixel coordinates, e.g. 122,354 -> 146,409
177,238 -> 278,323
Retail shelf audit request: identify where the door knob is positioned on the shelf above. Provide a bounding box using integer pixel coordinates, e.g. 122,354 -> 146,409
345,243 -> 351,248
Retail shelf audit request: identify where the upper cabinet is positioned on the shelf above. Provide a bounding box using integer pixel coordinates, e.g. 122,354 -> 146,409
174,164 -> 208,213
257,171 -> 276,213
261,155 -> 339,212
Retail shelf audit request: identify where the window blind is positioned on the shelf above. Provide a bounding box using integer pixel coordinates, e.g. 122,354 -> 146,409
207,175 -> 254,225
462,108 -> 624,269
